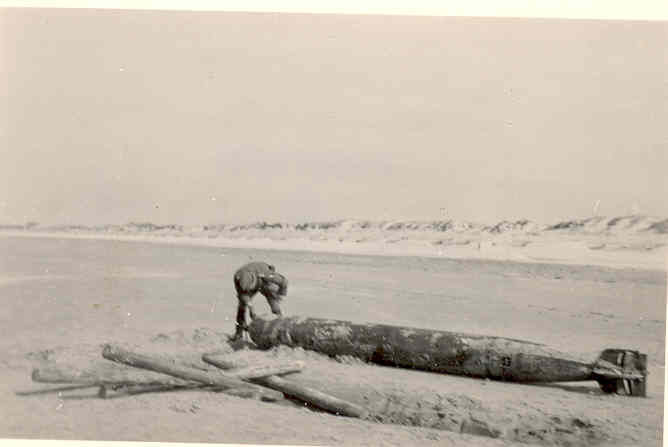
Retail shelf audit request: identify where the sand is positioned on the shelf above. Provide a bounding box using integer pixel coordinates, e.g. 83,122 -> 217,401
0,224 -> 665,446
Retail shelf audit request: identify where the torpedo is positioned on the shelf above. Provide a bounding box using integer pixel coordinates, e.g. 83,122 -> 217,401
248,315 -> 647,396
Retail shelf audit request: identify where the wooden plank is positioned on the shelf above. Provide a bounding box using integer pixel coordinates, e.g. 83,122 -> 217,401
32,367 -> 193,387
102,344 -> 283,401
201,353 -> 245,370
98,383 -> 204,399
202,355 -> 304,379
252,375 -> 369,419
16,384 -> 100,396
203,353 -> 367,419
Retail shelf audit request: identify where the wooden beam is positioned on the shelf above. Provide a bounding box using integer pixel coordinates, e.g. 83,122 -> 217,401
102,344 -> 283,401
202,352 -> 368,419
32,367 -> 192,386
252,375 -> 369,419
202,354 -> 304,379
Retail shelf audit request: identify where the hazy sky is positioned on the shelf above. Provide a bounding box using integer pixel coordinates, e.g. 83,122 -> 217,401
1,8 -> 666,225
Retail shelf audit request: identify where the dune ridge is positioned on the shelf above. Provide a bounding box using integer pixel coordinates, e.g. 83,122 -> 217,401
1,215 -> 666,270
2,214 -> 666,236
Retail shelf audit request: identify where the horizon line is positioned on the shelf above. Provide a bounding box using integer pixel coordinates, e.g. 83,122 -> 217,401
2,214 -> 665,228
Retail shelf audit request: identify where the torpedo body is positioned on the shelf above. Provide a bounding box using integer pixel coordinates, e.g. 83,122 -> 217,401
248,315 -> 647,396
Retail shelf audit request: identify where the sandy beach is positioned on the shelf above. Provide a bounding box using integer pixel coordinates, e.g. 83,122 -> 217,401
0,225 -> 665,446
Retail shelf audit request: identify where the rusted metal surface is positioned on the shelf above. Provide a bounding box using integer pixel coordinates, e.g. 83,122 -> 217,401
248,316 -> 647,396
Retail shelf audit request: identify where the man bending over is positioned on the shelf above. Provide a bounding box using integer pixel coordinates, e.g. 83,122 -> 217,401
231,261 -> 288,341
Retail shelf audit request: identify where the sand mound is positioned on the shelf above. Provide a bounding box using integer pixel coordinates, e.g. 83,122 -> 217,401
209,346 -> 611,446
22,328 -> 235,383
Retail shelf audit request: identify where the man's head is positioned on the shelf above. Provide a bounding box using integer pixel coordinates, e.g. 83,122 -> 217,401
261,272 -> 288,297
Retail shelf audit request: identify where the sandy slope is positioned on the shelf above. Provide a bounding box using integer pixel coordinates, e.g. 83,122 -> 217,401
0,234 -> 665,446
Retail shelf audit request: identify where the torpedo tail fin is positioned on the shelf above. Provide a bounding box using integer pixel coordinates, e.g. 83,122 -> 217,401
592,349 -> 647,397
